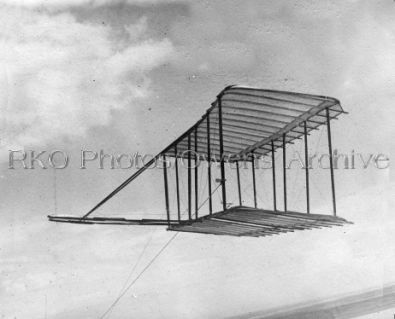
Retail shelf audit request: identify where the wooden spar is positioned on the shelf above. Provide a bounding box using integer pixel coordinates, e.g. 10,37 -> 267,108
283,133 -> 287,212
194,127 -> 199,220
326,107 -> 336,216
251,153 -> 257,208
188,134 -> 192,220
174,145 -> 181,221
236,160 -> 242,206
218,93 -> 227,211
207,111 -> 213,214
304,121 -> 310,214
48,215 -> 180,225
271,140 -> 277,212
237,100 -> 339,158
81,155 -> 158,219
163,154 -> 170,227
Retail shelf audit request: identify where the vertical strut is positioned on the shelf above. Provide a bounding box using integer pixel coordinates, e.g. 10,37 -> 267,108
174,145 -> 181,221
304,122 -> 310,214
236,160 -> 242,206
162,154 -> 170,228
283,133 -> 287,212
326,108 -> 337,216
194,127 -> 199,220
187,135 -> 192,220
207,112 -> 212,215
271,140 -> 277,212
252,153 -> 257,208
218,94 -> 227,211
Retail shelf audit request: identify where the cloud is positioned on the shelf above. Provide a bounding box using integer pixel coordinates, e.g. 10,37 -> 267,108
0,8 -> 174,150
0,0 -> 184,9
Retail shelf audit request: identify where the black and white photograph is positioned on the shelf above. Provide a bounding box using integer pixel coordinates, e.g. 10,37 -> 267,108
1,0 -> 394,318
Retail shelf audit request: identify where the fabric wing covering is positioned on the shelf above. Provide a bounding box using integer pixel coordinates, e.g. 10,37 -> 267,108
163,85 -> 345,161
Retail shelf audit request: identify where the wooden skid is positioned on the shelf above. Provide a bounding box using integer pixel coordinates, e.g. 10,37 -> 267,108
169,206 -> 352,237
48,206 -> 352,237
47,215 -> 179,225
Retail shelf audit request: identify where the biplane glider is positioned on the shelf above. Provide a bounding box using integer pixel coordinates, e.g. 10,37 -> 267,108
48,85 -> 352,237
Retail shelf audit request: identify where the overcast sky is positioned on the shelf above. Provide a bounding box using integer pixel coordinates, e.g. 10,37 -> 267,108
1,1 -> 394,318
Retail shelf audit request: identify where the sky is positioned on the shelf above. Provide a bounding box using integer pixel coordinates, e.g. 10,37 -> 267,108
0,0 -> 394,318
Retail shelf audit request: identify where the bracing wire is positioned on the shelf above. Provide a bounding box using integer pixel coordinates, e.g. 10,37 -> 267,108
99,232 -> 179,319
239,164 -> 253,204
310,173 -> 327,201
310,125 -> 326,202
214,174 -> 222,204
315,125 -> 325,152
105,230 -> 155,318
199,182 -> 221,212
198,162 -> 206,198
293,182 -> 306,210
289,140 -> 303,208
178,162 -> 187,208
119,232 -> 154,292
101,171 -> 223,319
198,165 -> 208,211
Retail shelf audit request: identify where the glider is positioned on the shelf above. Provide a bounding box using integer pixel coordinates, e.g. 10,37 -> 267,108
48,85 -> 352,236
